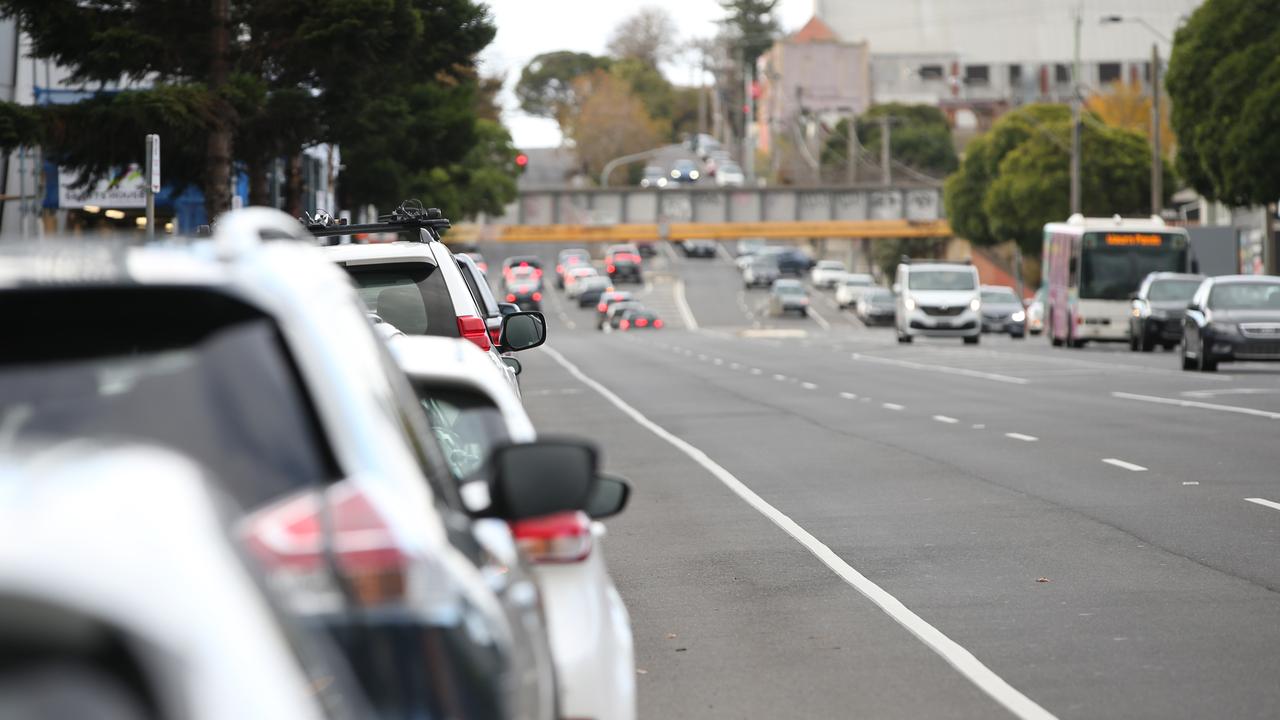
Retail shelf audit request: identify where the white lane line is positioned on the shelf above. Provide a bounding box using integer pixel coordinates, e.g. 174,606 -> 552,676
807,306 -> 832,331
1112,392 -> 1280,421
1245,497 -> 1280,512
713,358 -> 724,365
882,402 -> 904,411
1182,481 -> 1200,486
772,373 -> 788,381
801,382 -> 818,390
839,392 -> 858,400
972,424 -> 986,430
697,354 -> 708,361
729,362 -> 742,370
1004,433 -> 1039,442
932,415 -> 959,424
541,345 -> 1057,720
851,353 -> 1030,385
750,368 -> 763,375
673,279 -> 700,331
1102,458 -> 1148,472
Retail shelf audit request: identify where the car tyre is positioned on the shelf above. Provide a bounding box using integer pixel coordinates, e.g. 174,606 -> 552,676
1198,337 -> 1218,372
963,335 -> 980,345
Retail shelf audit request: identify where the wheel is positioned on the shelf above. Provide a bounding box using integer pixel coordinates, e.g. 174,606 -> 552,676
1140,330 -> 1155,352
1198,337 -> 1218,372
1129,330 -> 1139,351
1011,332 -> 1025,340
963,335 -> 980,345
1049,315 -> 1064,347
897,333 -> 912,344
1180,337 -> 1197,370
1162,342 -> 1177,351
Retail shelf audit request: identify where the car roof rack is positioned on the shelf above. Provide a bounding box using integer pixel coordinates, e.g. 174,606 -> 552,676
302,199 -> 451,241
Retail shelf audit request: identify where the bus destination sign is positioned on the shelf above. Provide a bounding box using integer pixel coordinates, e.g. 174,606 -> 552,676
1105,233 -> 1164,247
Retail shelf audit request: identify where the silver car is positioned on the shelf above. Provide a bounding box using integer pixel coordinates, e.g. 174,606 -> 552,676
768,279 -> 811,316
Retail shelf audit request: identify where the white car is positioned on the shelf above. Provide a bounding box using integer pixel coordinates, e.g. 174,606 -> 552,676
564,266 -> 601,298
810,260 -> 848,289
715,162 -> 745,187
893,259 -> 982,344
0,442 -> 362,720
390,336 -> 637,720
835,273 -> 876,308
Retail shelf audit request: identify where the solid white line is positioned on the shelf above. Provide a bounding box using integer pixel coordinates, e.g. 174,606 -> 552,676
673,279 -> 700,331
540,345 -> 1056,720
807,306 -> 832,331
1004,433 -> 1039,442
882,402 -> 904,411
1112,392 -> 1280,421
801,382 -> 818,390
1245,497 -> 1280,512
839,392 -> 858,400
932,415 -> 959,424
1102,458 -> 1148,472
851,353 -> 1030,385
697,354 -> 708,361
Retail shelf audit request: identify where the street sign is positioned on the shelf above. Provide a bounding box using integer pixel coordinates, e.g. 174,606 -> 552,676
146,134 -> 160,193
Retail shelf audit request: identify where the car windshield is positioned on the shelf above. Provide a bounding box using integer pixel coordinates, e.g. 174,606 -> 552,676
1148,280 -> 1202,302
414,386 -> 508,482
981,289 -> 1020,304
908,270 -> 976,291
867,289 -> 894,302
775,284 -> 805,295
1208,282 -> 1280,310
844,276 -> 873,286
344,262 -> 460,337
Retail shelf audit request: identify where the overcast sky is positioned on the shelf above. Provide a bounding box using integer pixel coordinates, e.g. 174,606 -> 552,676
479,0 -> 815,148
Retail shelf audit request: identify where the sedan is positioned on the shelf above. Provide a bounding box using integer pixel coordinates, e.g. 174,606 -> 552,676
1182,275 -> 1280,372
564,266 -> 601,299
576,276 -> 614,308
606,300 -> 644,330
810,260 -> 847,289
556,248 -> 591,288
682,239 -> 718,258
836,273 -> 875,308
639,164 -> 667,188
1129,272 -> 1203,352
979,285 -> 1026,338
506,281 -> 543,311
670,159 -> 700,184
856,287 -> 896,326
618,307 -> 664,331
768,279 -> 810,317
743,257 -> 780,288
596,291 -> 635,328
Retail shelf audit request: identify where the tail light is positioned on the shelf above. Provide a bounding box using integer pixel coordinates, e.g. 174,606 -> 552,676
457,315 -> 492,351
240,484 -> 410,611
511,512 -> 592,563
556,264 -> 563,274
506,293 -> 516,302
597,303 -> 608,312
532,292 -> 542,301
654,318 -> 664,328
635,317 -> 649,327
619,319 -> 630,330
478,263 -> 487,273
488,327 -> 501,344
606,264 -> 616,273
519,261 -> 528,267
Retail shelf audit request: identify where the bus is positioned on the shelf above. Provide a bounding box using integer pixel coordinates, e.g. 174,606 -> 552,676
1043,215 -> 1193,347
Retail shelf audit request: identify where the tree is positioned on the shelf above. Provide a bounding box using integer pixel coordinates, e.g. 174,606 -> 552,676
1085,80 -> 1174,154
607,7 -> 678,68
822,103 -> 958,178
412,119 -> 521,219
515,51 -> 612,121
1165,0 -> 1280,208
718,0 -> 779,68
944,104 -> 1169,253
565,71 -> 661,182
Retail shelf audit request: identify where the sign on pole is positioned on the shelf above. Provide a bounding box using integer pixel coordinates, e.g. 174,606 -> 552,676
144,134 -> 159,239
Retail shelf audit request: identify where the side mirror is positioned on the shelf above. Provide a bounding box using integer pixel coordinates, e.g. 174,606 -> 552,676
487,440 -> 598,521
497,303 -> 520,317
586,474 -> 631,519
501,356 -> 522,376
498,311 -> 547,352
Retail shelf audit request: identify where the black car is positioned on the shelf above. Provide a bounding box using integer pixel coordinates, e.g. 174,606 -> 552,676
1181,275 -> 1280,372
618,307 -> 663,331
857,287 -> 896,326
505,281 -> 542,312
761,247 -> 812,276
979,285 -> 1026,338
595,290 -> 635,329
605,245 -> 643,284
682,239 -> 717,258
1129,272 -> 1203,352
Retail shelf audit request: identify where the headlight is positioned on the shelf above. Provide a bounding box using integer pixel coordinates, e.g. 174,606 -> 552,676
690,170 -> 700,180
670,170 -> 680,178
969,297 -> 981,311
1011,310 -> 1026,322
904,296 -> 916,311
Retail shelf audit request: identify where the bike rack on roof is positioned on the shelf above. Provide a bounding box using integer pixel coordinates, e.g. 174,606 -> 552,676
302,200 -> 452,241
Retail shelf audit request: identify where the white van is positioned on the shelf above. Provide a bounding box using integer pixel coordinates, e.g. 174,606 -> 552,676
893,259 -> 982,344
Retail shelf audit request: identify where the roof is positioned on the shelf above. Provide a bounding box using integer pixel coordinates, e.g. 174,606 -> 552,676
791,16 -> 839,43
321,240 -> 437,265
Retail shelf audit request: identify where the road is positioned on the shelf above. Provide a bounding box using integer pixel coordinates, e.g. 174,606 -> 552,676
480,240 -> 1280,719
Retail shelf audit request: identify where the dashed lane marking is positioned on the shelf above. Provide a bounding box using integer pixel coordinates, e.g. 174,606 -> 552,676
1102,458 -> 1148,472
801,382 -> 818,390
932,415 -> 959,424
1005,433 -> 1039,442
882,403 -> 904,411
851,353 -> 1030,385
839,392 -> 858,400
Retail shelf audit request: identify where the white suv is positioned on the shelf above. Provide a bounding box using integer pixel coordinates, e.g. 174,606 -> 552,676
893,260 -> 982,344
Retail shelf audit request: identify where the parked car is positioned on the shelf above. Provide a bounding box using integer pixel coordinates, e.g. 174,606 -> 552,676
605,244 -> 644,284
682,239 -> 718,258
456,250 -> 508,346
835,273 -> 876,308
639,164 -> 667,188
0,441 -> 368,720
894,259 -> 982,344
1181,275 -> 1280,372
856,287 -> 897,326
389,336 -> 636,720
979,285 -> 1027,338
743,256 -> 781,288
810,260 -> 847,289
461,251 -> 488,273
2,212 -> 564,719
1129,272 -> 1204,351
768,279 -> 811,316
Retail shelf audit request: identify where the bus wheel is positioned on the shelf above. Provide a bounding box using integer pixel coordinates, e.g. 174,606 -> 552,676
1049,317 -> 1064,347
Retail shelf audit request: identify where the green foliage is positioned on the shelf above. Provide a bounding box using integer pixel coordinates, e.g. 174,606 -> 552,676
1166,0 -> 1280,207
718,0 -> 780,67
411,119 -> 520,219
944,104 -> 1169,253
822,103 -> 958,177
515,51 -> 612,119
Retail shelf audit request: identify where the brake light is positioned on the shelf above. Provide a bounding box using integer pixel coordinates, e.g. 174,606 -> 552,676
532,292 -> 542,301
511,512 -> 592,563
636,317 -> 648,327
607,264 -> 616,273
533,268 -> 542,277
556,264 -> 563,273
506,293 -> 516,302
489,327 -> 501,344
619,319 -> 630,330
654,318 -> 664,328
478,263 -> 488,273
597,303 -> 608,312
457,315 -> 491,351
519,261 -> 528,267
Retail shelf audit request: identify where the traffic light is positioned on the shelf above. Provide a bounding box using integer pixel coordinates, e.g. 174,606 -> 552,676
515,152 -> 528,168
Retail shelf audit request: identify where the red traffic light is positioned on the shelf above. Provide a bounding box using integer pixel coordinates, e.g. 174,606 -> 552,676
515,153 -> 529,167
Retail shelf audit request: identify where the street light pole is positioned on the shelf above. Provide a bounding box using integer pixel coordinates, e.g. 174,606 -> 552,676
1070,9 -> 1082,215
1150,42 -> 1162,217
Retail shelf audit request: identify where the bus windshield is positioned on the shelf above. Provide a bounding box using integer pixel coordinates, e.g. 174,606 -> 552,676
1079,232 -> 1187,300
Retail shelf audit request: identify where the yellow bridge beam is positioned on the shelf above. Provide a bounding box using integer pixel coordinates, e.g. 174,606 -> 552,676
448,219 -> 952,244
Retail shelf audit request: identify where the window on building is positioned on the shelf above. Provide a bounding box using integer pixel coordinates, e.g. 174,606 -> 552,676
964,65 -> 990,85
1008,65 -> 1023,85
919,65 -> 944,80
1099,62 -> 1122,85
1055,64 -> 1071,84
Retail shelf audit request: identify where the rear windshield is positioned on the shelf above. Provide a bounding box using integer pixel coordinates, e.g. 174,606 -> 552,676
908,270 -> 976,291
343,262 -> 460,337
0,289 -> 337,510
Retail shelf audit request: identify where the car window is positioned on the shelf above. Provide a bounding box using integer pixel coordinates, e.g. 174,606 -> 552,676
981,290 -> 1019,304
1148,280 -> 1202,302
1208,283 -> 1280,310
343,262 -> 460,337
457,259 -> 499,318
414,385 -> 509,483
908,270 -> 976,291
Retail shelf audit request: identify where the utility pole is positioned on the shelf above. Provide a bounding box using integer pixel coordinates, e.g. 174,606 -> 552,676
1150,42 -> 1162,217
846,112 -> 857,185
743,49 -> 755,184
1070,8 -> 1082,215
145,134 -> 159,239
879,115 -> 891,185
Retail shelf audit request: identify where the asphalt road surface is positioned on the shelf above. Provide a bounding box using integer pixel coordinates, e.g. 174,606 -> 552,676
479,240 -> 1280,719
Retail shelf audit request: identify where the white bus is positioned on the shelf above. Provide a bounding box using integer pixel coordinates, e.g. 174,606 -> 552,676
1043,215 -> 1193,347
